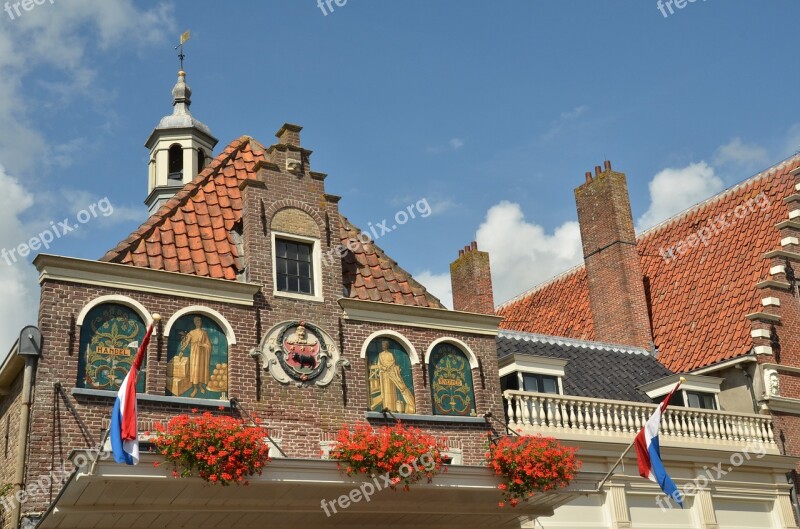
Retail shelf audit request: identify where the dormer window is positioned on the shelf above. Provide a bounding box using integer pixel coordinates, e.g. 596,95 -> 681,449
498,354 -> 567,396
168,143 -> 183,180
639,374 -> 723,411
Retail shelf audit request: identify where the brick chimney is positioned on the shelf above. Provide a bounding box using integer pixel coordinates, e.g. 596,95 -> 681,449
450,241 -> 495,314
575,160 -> 652,349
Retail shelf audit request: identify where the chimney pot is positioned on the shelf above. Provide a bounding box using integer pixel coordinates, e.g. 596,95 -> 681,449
458,249 -> 464,257
595,166 -> 602,177
604,160 -> 612,172
471,241 -> 478,251
585,171 -> 593,183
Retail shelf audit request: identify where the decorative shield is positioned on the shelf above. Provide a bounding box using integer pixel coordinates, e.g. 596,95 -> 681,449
252,320 -> 347,387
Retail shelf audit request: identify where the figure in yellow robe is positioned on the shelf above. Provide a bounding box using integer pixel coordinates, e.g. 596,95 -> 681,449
179,316 -> 211,397
371,339 -> 416,413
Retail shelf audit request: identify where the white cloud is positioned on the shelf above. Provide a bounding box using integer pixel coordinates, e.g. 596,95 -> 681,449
415,270 -> 453,309
0,0 -> 175,173
449,138 -> 465,150
635,161 -> 724,232
0,1 -> 174,353
713,137 -> 769,168
0,165 -> 39,353
426,138 -> 465,154
542,105 -> 588,140
475,201 -> 583,305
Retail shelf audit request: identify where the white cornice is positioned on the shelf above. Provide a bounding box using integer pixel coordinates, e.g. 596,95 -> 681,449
764,396 -> 800,415
34,254 -> 261,306
338,298 -> 502,336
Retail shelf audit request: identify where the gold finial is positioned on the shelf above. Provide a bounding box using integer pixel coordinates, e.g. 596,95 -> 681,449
152,313 -> 162,321
679,376 -> 686,383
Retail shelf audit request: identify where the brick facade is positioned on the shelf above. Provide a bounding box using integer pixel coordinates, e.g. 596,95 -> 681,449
3,125 -> 506,523
451,242 -> 495,315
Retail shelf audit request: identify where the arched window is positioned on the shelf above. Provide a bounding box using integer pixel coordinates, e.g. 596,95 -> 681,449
366,337 -> 416,414
166,314 -> 229,400
168,143 -> 183,179
77,304 -> 146,392
428,343 -> 477,416
197,148 -> 206,171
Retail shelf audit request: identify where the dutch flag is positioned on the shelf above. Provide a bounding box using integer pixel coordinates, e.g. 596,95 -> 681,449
110,315 -> 158,465
634,379 -> 683,507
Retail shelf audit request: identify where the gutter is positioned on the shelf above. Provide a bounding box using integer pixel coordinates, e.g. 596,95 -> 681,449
11,327 -> 42,529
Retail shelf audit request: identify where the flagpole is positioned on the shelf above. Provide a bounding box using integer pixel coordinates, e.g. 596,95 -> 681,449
595,377 -> 685,492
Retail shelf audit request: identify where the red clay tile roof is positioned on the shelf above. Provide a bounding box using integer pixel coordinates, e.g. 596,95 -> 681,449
101,137 -> 443,309
498,155 -> 800,372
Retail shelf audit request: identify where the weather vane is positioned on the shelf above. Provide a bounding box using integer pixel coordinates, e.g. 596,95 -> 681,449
174,30 -> 191,71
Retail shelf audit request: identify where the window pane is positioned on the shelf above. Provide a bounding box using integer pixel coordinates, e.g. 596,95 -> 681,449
299,277 -> 311,294
299,261 -> 310,278
298,244 -> 310,259
542,377 -> 558,394
687,393 -> 700,408
522,374 -> 539,392
287,243 -> 298,260
277,275 -> 287,291
277,241 -> 287,258
277,258 -> 287,275
289,276 -> 299,292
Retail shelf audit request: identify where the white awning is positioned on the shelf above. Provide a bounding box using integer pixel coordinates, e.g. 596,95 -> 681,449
36,453 -> 601,529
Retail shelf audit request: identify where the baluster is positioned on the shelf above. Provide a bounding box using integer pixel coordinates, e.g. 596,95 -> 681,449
506,395 -> 516,427
674,410 -> 686,437
530,395 -> 540,427
758,419 -> 768,444
689,411 -> 699,438
611,404 -> 621,433
512,395 -> 522,428
598,403 -> 608,432
521,395 -> 532,428
635,407 -> 645,430
568,401 -> 577,430
545,397 -> 554,428
711,414 -> 721,439
722,416 -> 732,441
766,420 -> 775,444
552,398 -> 563,428
622,405 -> 631,433
666,409 -> 677,437
590,402 -> 599,431
576,402 -> 585,431
698,411 -> 708,439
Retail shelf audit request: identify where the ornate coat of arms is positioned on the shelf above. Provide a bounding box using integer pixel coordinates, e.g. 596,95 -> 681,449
252,320 -> 347,387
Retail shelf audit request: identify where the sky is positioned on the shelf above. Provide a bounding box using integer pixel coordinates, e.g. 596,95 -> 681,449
1,0 -> 799,353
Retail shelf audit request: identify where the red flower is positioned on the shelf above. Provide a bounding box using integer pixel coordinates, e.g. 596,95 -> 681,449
151,409 -> 271,487
487,435 -> 580,507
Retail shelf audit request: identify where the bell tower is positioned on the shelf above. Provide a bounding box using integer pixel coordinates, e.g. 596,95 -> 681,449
144,69 -> 218,214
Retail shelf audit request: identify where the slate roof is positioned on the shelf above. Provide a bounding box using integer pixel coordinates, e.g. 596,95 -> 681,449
498,330 -> 673,403
498,154 -> 800,373
102,136 -> 444,309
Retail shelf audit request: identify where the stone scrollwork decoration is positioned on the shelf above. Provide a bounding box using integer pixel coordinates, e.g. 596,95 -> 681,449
251,320 -> 348,388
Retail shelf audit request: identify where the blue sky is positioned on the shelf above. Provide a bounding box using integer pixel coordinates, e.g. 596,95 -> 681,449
1,0 -> 799,352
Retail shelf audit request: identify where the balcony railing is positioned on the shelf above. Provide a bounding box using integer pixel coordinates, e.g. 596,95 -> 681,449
504,390 -> 777,450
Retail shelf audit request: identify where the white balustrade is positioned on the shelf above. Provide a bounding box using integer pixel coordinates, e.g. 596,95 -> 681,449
503,390 -> 776,448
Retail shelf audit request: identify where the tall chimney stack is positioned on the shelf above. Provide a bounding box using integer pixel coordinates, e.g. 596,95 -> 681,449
574,161 -> 652,349
450,241 -> 495,314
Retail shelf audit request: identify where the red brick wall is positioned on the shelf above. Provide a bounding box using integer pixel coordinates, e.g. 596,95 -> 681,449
574,162 -> 652,349
0,371 -> 23,529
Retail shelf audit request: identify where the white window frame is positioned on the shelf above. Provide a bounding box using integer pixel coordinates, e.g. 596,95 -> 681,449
498,354 -> 567,395
271,231 -> 323,302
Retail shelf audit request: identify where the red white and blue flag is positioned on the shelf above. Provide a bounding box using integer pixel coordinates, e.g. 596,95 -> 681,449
110,320 -> 155,465
634,380 -> 683,507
